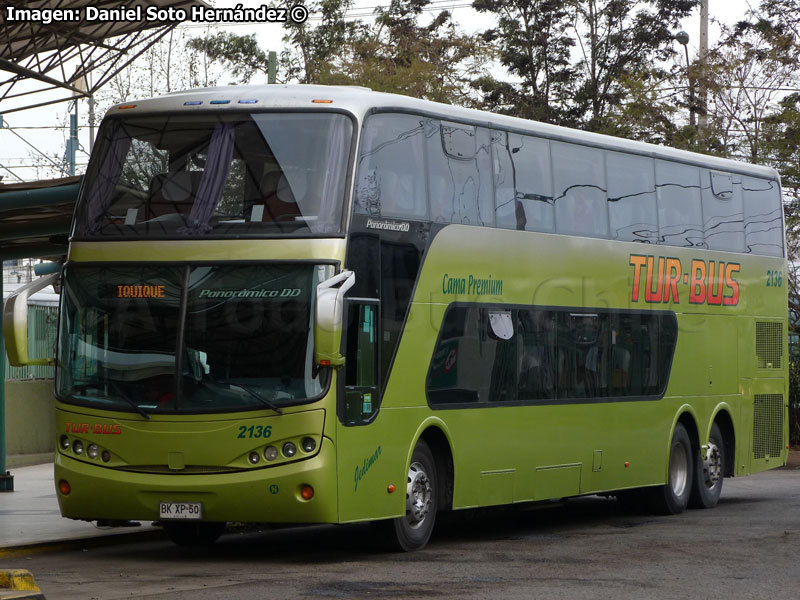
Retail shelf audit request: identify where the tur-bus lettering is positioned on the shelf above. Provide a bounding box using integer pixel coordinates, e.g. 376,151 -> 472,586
629,254 -> 740,306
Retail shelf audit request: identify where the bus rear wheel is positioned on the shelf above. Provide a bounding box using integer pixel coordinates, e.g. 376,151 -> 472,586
689,422 -> 725,509
391,440 -> 438,551
649,423 -> 693,515
163,521 -> 226,546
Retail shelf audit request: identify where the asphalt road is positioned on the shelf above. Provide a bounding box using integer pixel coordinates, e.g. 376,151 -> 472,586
5,468 -> 800,600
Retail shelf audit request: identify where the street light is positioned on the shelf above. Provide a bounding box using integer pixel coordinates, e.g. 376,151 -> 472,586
674,30 -> 697,133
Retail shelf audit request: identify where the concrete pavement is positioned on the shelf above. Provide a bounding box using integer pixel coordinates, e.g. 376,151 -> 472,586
0,463 -> 159,552
1,450 -> 799,552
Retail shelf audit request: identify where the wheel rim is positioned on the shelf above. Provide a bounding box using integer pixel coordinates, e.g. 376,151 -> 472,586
406,461 -> 432,529
704,442 -> 722,487
670,441 -> 689,497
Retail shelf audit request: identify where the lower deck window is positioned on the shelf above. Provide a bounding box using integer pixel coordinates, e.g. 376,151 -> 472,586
426,305 -> 677,406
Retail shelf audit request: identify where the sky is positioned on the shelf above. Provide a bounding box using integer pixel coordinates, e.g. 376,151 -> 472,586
0,0 -> 760,183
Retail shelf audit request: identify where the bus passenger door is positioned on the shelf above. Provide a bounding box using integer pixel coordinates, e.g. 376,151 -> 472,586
342,300 -> 380,423
336,299 -> 404,522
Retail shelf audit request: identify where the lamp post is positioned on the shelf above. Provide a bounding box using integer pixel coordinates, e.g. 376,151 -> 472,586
674,30 -> 697,133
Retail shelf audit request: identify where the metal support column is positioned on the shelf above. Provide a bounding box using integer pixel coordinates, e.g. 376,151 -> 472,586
0,274 -> 12,492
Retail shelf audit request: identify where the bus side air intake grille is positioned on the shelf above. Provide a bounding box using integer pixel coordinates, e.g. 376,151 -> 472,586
755,322 -> 782,369
752,394 -> 784,459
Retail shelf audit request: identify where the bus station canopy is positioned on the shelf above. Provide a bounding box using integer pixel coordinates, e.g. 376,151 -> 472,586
0,175 -> 80,259
0,0 -> 206,114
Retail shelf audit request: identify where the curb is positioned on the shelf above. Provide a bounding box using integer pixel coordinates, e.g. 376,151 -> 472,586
0,570 -> 45,599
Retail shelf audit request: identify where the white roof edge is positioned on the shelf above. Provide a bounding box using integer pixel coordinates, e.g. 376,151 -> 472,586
107,84 -> 779,181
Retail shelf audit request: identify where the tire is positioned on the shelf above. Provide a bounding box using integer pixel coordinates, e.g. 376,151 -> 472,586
389,440 -> 438,552
648,423 -> 694,515
689,422 -> 725,509
163,521 -> 226,546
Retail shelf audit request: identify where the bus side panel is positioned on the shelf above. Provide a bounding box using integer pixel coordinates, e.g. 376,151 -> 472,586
335,407 -> 426,523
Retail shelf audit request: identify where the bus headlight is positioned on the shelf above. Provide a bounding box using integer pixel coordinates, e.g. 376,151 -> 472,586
73,440 -> 84,455
248,452 -> 260,464
282,442 -> 297,458
302,437 -> 316,453
264,446 -> 278,461
87,444 -> 99,459
60,435 -> 70,451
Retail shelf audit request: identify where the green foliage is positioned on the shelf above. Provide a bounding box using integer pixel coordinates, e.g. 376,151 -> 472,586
473,0 -> 576,123
186,33 -> 270,85
473,0 -> 697,130
186,0 -> 490,105
790,354 -> 800,445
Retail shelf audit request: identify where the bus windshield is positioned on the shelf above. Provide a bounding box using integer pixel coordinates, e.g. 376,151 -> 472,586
56,263 -> 334,414
74,112 -> 352,237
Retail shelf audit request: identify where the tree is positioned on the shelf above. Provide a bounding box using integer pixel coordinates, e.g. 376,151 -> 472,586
348,0 -> 490,104
473,0 -> 576,124
702,19 -> 798,162
188,0 -> 490,105
473,0 -> 697,130
186,32 -> 271,85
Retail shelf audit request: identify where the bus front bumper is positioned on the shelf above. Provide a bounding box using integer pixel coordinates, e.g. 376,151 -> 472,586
54,437 -> 338,524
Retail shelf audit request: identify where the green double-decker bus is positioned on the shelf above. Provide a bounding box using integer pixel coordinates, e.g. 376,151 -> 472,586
5,85 -> 788,550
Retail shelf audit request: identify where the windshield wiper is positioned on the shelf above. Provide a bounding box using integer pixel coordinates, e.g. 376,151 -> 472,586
227,383 -> 284,415
107,380 -> 151,420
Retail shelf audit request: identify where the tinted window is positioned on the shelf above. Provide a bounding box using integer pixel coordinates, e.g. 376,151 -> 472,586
606,152 -> 658,243
702,170 -> 745,252
656,160 -> 705,248
428,120 -> 493,225
427,305 -> 677,406
355,113 -> 426,219
742,176 -> 784,256
552,142 -> 608,237
492,131 -> 554,232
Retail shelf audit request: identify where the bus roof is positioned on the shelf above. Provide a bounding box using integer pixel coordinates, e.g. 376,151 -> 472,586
107,84 -> 780,182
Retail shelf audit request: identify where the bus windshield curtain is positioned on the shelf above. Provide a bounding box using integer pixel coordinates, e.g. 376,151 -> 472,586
179,122 -> 236,234
314,119 -> 348,233
85,124 -> 132,234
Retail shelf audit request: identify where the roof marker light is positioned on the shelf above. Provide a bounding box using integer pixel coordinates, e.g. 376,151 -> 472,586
118,104 -> 136,110
238,99 -> 258,104
312,99 -> 333,104
184,101 -> 203,106
210,100 -> 230,104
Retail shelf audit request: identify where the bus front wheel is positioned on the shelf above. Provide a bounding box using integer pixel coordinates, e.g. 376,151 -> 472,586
689,422 -> 725,509
163,521 -> 226,546
649,423 -> 693,515
390,440 -> 438,551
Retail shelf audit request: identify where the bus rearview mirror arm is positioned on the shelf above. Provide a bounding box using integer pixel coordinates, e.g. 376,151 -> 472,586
314,270 -> 355,368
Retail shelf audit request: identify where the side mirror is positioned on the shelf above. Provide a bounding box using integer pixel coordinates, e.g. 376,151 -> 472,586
3,271 -> 60,366
314,270 -> 355,368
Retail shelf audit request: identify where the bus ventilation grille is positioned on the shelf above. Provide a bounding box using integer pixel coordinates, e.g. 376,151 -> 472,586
752,394 -> 784,459
755,322 -> 782,369
118,465 -> 241,474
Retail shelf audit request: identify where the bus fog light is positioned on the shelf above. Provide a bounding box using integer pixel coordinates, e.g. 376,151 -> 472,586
73,440 -> 84,455
60,435 -> 70,451
264,446 -> 278,461
283,442 -> 297,457
87,444 -> 99,459
58,480 -> 71,495
302,437 -> 316,453
248,452 -> 260,464
101,450 -> 111,463
300,484 -> 314,500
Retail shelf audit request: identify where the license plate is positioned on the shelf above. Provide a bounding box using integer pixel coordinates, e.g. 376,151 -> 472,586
158,501 -> 203,520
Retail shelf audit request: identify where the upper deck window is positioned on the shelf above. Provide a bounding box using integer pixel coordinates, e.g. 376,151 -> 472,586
75,112 -> 352,238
